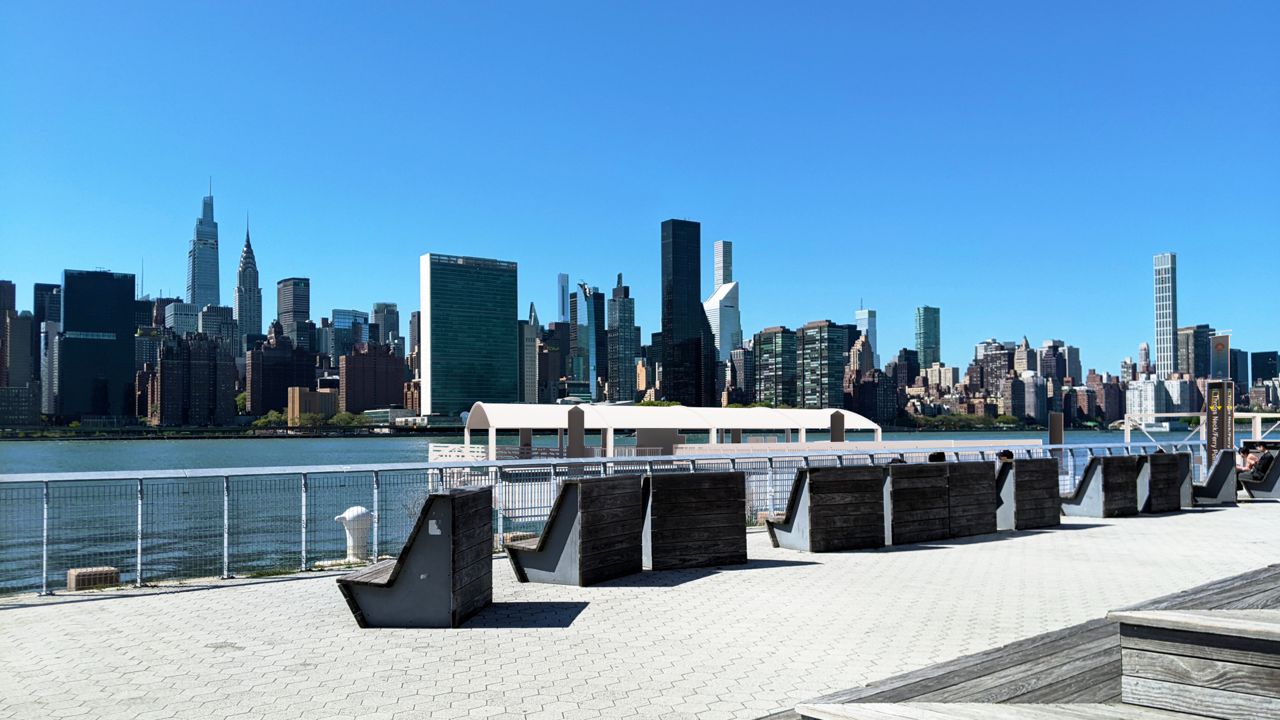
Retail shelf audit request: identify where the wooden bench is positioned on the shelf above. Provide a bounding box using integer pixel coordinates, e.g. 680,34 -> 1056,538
336,485 -> 492,628
1112,609 -> 1280,719
889,463 -> 949,545
1138,453 -> 1187,514
505,475 -> 642,586
1195,450 -> 1240,506
767,466 -> 888,553
1241,450 -> 1280,500
1062,455 -> 1139,518
642,471 -> 746,570
995,457 -> 1061,530
945,461 -> 996,538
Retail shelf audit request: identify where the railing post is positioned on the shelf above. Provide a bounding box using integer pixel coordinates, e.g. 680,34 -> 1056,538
371,471 -> 380,561
221,476 -> 231,579
300,473 -> 308,572
494,468 -> 505,545
767,457 -> 776,517
135,478 -> 144,587
40,480 -> 50,596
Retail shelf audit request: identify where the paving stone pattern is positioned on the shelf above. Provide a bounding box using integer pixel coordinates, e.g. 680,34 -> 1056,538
3,504 -> 1279,720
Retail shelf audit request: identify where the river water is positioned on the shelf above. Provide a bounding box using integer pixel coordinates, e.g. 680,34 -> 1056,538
0,430 -> 1198,595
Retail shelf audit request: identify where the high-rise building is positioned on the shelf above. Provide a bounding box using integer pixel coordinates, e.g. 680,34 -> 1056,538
557,273 -> 570,323
3,311 -> 35,388
518,303 -> 540,404
419,253 -> 517,417
371,302 -> 400,345
234,225 -> 262,351
339,343 -> 403,414
186,192 -> 220,310
703,240 -> 741,362
56,270 -> 137,419
1230,349 -> 1250,394
245,321 -> 316,415
277,277 -> 310,327
32,282 -> 61,357
729,346 -> 755,405
40,320 -> 60,414
198,305 -> 238,348
164,302 -> 199,337
1154,253 -> 1178,377
1253,351 -> 1279,384
0,281 -> 14,315
887,348 -> 920,390
607,275 -> 637,403
1138,342 -> 1152,375
849,335 -> 875,378
914,306 -> 941,368
1013,337 -> 1037,374
1176,324 -> 1214,379
569,284 -> 605,400
753,326 -> 797,408
798,320 -> 848,409
147,333 -> 236,426
660,219 -> 715,407
853,308 -> 879,369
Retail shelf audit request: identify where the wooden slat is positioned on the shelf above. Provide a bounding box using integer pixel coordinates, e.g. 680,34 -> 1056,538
1121,626 -> 1280,670
1122,676 -> 1279,720
1122,648 -> 1280,696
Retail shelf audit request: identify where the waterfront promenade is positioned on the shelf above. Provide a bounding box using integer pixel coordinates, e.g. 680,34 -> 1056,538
4,504 -> 1279,720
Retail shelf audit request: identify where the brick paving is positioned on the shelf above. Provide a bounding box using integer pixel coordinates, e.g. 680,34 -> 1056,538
3,504 -> 1279,720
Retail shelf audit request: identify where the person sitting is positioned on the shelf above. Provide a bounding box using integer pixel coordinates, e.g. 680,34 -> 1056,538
1237,449 -> 1262,473
1238,449 -> 1273,484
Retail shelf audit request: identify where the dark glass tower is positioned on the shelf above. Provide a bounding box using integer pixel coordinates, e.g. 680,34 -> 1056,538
607,274 -> 637,403
57,270 -> 137,419
660,219 -> 715,406
419,253 -> 518,417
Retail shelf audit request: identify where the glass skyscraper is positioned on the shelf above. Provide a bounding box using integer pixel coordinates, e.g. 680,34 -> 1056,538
914,305 -> 941,369
703,239 -> 741,362
853,307 -> 879,368
57,270 -> 137,419
1153,253 -> 1178,377
186,193 -> 220,310
419,253 -> 517,417
660,219 -> 715,407
607,274 -> 637,403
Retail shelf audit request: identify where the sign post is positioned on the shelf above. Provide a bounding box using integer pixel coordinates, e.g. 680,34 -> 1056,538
1205,379 -> 1235,463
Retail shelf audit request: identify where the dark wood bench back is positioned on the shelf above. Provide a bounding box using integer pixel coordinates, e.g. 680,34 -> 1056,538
1012,458 -> 1060,529
946,462 -> 997,538
1142,453 -> 1184,513
643,471 -> 746,569
805,465 -> 887,552
889,463 -> 949,545
575,475 -> 643,586
1100,455 -> 1140,517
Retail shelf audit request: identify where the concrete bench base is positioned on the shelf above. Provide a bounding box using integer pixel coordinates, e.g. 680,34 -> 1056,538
67,566 -> 121,591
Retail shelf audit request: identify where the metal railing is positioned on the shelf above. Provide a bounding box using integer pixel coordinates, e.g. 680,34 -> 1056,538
0,441 -> 1204,597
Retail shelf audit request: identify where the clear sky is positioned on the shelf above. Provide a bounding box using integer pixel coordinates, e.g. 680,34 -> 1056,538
2,2 -> 1277,374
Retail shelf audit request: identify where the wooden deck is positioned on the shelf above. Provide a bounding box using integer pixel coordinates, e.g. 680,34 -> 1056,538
761,563 -> 1280,719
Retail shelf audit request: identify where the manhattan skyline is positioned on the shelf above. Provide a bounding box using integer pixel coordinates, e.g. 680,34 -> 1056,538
2,3 -> 1277,372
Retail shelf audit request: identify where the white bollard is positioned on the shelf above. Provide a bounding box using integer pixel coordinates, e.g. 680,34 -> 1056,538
334,506 -> 372,563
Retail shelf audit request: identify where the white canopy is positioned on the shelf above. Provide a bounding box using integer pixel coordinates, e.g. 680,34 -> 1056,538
465,402 -> 880,434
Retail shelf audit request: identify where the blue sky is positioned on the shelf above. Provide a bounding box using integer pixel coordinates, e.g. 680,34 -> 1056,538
2,3 -> 1277,373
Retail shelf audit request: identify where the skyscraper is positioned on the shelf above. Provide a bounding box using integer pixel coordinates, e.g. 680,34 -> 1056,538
703,239 -> 741,362
1176,324 -> 1214,379
186,192 -> 220,310
0,281 -> 14,315
1154,252 -> 1178,377
234,224 -> 262,351
914,306 -> 941,368
607,274 -> 637,403
853,307 -> 879,368
148,333 -> 237,426
419,253 -> 518,417
57,270 -> 136,419
277,277 -> 311,347
518,303 -> 540,404
371,302 -> 400,345
1252,351 -> 1278,384
798,320 -> 848,409
198,305 -> 238,348
569,284 -> 605,400
557,273 -> 570,323
753,326 -> 797,408
164,302 -> 199,337
660,219 -> 715,407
